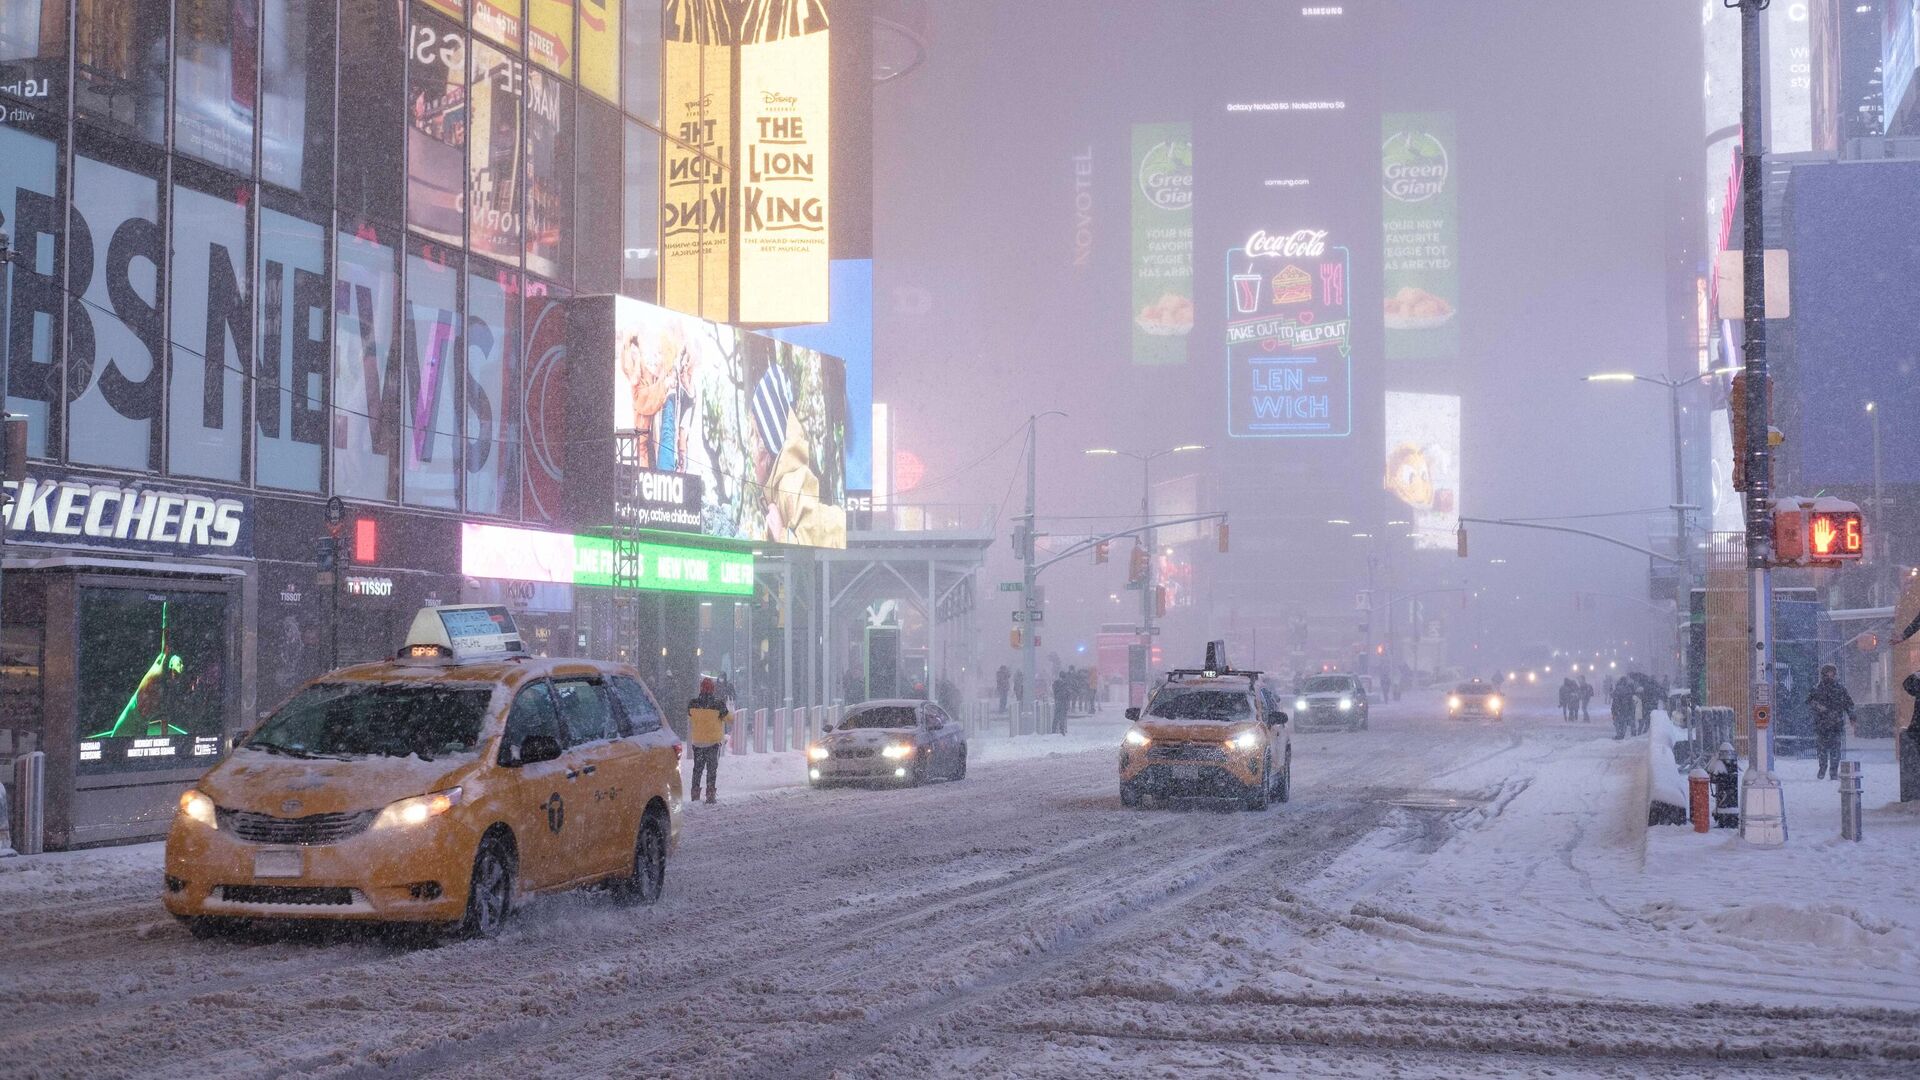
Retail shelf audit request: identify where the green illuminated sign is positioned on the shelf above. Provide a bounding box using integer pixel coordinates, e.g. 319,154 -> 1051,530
573,536 -> 756,595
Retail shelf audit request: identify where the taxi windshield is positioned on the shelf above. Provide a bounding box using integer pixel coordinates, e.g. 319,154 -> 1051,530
1302,676 -> 1353,694
1146,689 -> 1252,723
1457,682 -> 1493,695
247,683 -> 494,761
840,706 -> 918,730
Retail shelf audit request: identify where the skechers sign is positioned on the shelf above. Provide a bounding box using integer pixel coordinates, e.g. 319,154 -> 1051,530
3,472 -> 253,557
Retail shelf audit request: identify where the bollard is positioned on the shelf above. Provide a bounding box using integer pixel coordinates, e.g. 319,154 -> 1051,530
0,776 -> 13,857
772,707 -> 789,754
13,751 -> 45,856
1839,759 -> 1864,842
1689,768 -> 1711,833
753,708 -> 769,754
729,709 -> 747,755
1711,742 -> 1741,829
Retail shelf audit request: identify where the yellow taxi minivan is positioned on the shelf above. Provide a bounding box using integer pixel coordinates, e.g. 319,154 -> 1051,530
1119,642 -> 1292,810
163,605 -> 682,938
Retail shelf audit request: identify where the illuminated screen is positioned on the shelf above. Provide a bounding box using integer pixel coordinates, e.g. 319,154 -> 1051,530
1226,230 -> 1353,437
767,259 -> 873,491
610,296 -> 848,548
76,588 -> 228,775
461,522 -> 756,596
1383,391 -> 1460,549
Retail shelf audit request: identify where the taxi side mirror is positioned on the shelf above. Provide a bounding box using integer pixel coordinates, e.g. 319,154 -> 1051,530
1124,707 -> 1140,722
1269,711 -> 1289,727
510,734 -> 563,766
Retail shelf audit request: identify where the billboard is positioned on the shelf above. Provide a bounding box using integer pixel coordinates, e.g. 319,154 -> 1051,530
1131,122 -> 1194,365
767,259 -> 874,492
1227,228 -> 1353,438
1887,0 -> 1917,129
1383,392 -> 1460,549
1787,159 -> 1920,486
462,522 -> 756,596
658,0 -> 831,326
608,296 -> 848,547
1381,113 -> 1458,360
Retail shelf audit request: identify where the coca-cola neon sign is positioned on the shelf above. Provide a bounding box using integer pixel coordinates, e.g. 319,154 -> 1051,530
1243,228 -> 1328,259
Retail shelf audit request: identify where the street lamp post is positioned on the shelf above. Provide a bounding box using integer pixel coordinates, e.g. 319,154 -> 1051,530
1583,367 -> 1736,681
1868,402 -> 1888,607
1087,443 -> 1204,699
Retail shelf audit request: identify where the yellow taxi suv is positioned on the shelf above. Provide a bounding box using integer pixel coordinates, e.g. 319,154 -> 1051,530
1119,643 -> 1292,811
1447,679 -> 1504,720
163,605 -> 683,939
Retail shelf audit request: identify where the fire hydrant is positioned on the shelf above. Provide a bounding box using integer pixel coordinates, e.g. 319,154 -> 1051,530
1689,768 -> 1711,833
1839,759 -> 1863,842
1709,742 -> 1741,829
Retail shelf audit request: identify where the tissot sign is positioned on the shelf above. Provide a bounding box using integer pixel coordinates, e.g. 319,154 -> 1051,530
2,471 -> 254,558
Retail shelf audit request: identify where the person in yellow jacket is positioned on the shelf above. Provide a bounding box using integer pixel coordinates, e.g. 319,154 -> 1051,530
687,677 -> 732,803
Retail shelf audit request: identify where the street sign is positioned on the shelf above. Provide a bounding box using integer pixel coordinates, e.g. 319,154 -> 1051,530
324,495 -> 346,538
1012,610 -> 1046,624
999,581 -> 1024,592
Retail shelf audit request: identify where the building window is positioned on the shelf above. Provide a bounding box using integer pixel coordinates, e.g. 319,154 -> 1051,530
407,11 -> 468,246
261,0 -> 337,198
470,37 -> 524,266
525,67 -> 574,282
521,279 -> 569,522
401,241 -> 463,508
0,0 -> 69,120
465,261 -> 522,516
622,118 -> 659,302
0,116 -> 63,458
338,0 -> 407,224
621,0 -> 660,122
334,218 -> 403,501
579,0 -> 620,104
74,0 -> 169,145
68,144 -> 165,473
256,198 -> 330,493
576,95 -> 622,292
168,170 -> 253,483
174,0 -> 259,175
528,0 -> 574,80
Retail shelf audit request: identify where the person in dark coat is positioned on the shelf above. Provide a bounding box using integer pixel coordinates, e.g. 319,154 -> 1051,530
995,665 -> 1011,714
1578,676 -> 1594,722
1807,663 -> 1856,780
1051,671 -> 1071,733
1610,679 -> 1636,740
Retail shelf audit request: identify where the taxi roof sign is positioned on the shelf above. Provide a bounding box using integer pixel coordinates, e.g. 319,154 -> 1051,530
401,605 -> 525,662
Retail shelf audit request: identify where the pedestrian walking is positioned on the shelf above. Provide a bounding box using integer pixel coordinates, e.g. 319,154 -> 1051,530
1610,679 -> 1634,740
1051,672 -> 1071,733
995,665 -> 1011,715
687,677 -> 731,804
1559,678 -> 1578,723
1578,676 -> 1594,722
1808,663 -> 1856,781
1014,670 -> 1025,709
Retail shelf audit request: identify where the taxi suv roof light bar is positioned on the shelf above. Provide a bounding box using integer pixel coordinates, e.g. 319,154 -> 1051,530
1162,668 -> 1264,687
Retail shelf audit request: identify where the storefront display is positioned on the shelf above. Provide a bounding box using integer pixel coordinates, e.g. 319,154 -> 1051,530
76,588 -> 229,776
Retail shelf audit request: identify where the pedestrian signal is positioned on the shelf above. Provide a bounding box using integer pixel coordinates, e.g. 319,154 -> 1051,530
1455,524 -> 1468,559
1010,628 -> 1022,649
1217,522 -> 1230,553
1772,496 -> 1864,567
1094,540 -> 1110,565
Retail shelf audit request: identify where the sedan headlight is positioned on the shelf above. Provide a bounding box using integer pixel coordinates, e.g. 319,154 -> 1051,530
1227,727 -> 1262,751
807,744 -> 831,762
178,789 -> 217,828
1448,695 -> 1462,710
372,787 -> 463,830
1338,697 -> 1353,712
1489,696 -> 1503,712
1123,726 -> 1150,747
1294,698 -> 1308,712
880,742 -> 915,760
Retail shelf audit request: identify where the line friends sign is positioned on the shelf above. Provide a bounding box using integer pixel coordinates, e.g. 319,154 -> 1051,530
1227,231 -> 1352,437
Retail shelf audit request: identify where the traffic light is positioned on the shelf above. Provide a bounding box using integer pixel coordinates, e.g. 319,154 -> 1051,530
1455,524 -> 1468,559
1010,628 -> 1022,649
1217,522 -> 1230,553
1729,372 -> 1779,493
1772,496 -> 1864,566
1094,539 -> 1110,564
1128,544 -> 1149,584
1155,586 -> 1168,618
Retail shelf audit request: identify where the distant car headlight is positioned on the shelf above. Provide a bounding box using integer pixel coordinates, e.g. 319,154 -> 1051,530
1338,697 -> 1353,712
1448,696 -> 1462,710
1489,696 -> 1503,712
1228,727 -> 1262,751
881,742 -> 915,760
807,744 -> 830,761
1294,698 -> 1308,712
178,789 -> 217,828
372,787 -> 463,830
1123,727 -> 1151,747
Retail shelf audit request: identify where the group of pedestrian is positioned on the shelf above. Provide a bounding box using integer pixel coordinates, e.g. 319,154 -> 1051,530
1557,676 -> 1594,723
994,664 -> 1027,715
1055,667 -> 1097,715
1608,672 -> 1665,740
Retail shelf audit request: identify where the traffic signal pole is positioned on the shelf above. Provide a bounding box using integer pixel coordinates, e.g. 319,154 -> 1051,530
1021,416 -> 1038,732
1736,0 -> 1786,846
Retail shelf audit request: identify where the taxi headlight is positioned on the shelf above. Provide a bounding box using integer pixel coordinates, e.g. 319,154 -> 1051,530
807,744 -> 831,762
1123,726 -> 1150,747
1448,696 -> 1462,710
1338,697 -> 1353,712
178,789 -> 216,828
1294,698 -> 1309,712
1489,696 -> 1503,712
881,742 -> 915,760
373,787 -> 463,830
1228,728 -> 1262,752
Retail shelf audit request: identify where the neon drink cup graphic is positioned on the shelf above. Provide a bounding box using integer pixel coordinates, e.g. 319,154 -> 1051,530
1232,272 -> 1262,314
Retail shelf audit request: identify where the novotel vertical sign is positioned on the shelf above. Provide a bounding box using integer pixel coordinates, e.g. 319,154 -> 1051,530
1226,229 -> 1353,438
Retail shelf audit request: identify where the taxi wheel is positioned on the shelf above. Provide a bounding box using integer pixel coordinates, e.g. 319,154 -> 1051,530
1276,749 -> 1292,803
460,838 -> 515,939
618,815 -> 669,905
1119,783 -> 1141,808
179,915 -> 232,940
1244,761 -> 1272,811
954,745 -> 968,780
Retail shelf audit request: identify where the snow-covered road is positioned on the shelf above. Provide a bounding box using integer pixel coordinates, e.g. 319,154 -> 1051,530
3,702 -> 1916,1078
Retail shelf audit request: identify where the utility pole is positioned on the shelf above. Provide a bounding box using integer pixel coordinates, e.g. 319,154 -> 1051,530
1022,415 -> 1037,731
1666,378 -> 1690,683
1736,0 -> 1787,846
1141,453 -> 1156,645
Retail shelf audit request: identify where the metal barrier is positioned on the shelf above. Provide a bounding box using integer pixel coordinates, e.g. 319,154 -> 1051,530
0,775 -> 12,857
810,706 -> 827,746
729,710 -> 748,755
12,752 -> 44,857
1839,760 -> 1864,841
753,708 -> 770,754
771,708 -> 789,754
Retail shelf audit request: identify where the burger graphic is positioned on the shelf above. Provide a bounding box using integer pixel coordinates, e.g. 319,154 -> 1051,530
1384,441 -> 1456,515
1271,264 -> 1313,306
